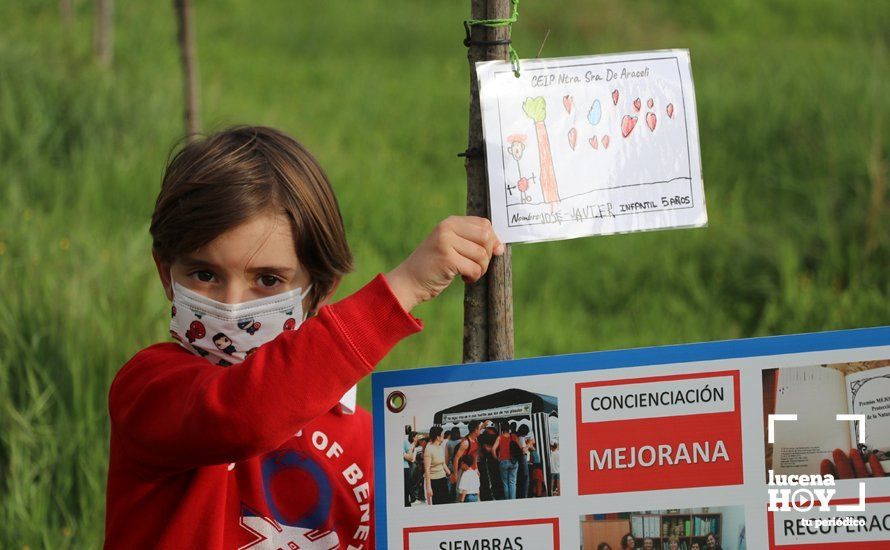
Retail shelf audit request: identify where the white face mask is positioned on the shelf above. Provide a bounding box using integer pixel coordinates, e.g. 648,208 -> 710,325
168,276 -> 357,414
169,281 -> 311,367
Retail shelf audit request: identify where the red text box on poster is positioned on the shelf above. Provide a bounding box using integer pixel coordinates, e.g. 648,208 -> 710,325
403,518 -> 559,550
575,370 -> 743,495
767,496 -> 890,549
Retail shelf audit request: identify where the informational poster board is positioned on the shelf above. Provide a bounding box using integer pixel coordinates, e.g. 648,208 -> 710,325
477,49 -> 707,243
372,327 -> 890,549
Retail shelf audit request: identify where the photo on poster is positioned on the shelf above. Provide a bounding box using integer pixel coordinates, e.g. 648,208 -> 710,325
762,360 -> 890,479
579,506 -> 746,550
389,386 -> 559,507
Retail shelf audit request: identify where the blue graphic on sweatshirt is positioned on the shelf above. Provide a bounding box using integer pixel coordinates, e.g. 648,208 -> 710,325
238,450 -> 340,549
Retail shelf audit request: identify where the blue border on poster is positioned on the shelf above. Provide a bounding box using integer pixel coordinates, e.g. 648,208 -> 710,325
372,326 -> 890,549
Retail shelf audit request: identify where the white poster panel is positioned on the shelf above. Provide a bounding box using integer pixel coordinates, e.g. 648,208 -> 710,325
372,327 -> 890,550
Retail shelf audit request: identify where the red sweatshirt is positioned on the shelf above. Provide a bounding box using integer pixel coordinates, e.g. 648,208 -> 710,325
105,275 -> 422,549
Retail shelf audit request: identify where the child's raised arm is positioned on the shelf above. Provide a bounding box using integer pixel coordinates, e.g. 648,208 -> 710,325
111,216 -> 503,472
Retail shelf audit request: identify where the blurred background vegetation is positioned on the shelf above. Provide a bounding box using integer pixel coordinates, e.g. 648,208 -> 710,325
0,0 -> 888,546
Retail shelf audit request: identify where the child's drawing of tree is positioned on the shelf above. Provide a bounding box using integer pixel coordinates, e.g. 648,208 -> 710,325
523,97 -> 560,204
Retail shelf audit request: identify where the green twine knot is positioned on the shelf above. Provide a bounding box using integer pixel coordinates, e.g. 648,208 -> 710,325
466,0 -> 521,77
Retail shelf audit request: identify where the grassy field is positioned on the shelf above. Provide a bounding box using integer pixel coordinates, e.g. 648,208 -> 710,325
1,0 -> 888,546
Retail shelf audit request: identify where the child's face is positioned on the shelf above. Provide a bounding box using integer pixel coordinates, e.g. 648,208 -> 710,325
156,212 -> 313,307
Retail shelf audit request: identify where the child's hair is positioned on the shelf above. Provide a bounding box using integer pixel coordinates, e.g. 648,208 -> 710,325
149,126 -> 354,311
460,454 -> 475,468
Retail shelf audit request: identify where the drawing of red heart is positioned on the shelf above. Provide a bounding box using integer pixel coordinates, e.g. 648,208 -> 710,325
647,98 -> 654,109
568,127 -> 577,149
633,98 -> 641,112
612,89 -> 619,105
563,95 -> 573,113
621,115 -> 637,138
589,136 -> 598,149
667,103 -> 674,118
646,112 -> 657,131
602,135 -> 610,149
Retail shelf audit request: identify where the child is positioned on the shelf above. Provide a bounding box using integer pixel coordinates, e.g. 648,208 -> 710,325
549,441 -> 560,496
457,455 -> 480,503
104,126 -> 503,548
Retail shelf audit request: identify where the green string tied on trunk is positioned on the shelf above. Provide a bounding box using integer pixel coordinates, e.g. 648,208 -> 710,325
465,0 -> 521,77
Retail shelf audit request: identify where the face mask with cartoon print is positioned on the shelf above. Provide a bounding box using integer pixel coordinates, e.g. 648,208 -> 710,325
168,277 -> 359,414
169,281 -> 311,367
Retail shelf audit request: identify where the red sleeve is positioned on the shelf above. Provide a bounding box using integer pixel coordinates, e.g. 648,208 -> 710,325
109,274 -> 422,471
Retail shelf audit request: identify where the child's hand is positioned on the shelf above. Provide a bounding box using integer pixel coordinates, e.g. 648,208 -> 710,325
386,216 -> 505,312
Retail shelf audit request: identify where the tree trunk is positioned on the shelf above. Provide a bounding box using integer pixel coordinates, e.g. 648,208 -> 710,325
60,0 -> 74,27
174,0 -> 201,139
463,0 -> 514,363
93,0 -> 113,67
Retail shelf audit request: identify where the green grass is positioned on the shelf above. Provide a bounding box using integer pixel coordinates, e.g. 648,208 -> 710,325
0,0 -> 888,546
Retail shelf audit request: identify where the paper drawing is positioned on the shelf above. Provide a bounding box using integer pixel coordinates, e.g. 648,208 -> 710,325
476,49 -> 707,243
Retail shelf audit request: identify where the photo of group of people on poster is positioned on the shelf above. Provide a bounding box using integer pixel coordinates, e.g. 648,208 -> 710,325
579,506 -> 744,550
397,387 -> 560,506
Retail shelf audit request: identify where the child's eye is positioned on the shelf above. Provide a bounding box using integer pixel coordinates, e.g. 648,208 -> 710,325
259,274 -> 282,288
192,270 -> 216,282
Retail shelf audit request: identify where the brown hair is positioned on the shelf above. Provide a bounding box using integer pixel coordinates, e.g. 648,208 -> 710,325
150,126 -> 353,310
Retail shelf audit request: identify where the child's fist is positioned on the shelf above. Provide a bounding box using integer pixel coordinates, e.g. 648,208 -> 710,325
386,216 -> 505,311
